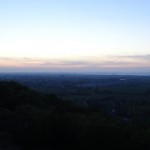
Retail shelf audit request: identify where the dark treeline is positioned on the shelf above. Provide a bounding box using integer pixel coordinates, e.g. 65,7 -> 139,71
0,81 -> 150,150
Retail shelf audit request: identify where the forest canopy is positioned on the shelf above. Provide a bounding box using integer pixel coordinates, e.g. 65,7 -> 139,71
0,81 -> 150,150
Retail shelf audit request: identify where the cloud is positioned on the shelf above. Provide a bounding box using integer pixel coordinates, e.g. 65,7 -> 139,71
0,57 -> 16,61
114,54 -> 150,62
0,54 -> 150,73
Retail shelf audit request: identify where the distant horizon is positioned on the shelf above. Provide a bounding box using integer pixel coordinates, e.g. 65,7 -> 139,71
0,71 -> 150,76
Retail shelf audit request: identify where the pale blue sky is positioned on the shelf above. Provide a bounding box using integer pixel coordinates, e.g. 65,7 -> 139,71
0,0 -> 150,73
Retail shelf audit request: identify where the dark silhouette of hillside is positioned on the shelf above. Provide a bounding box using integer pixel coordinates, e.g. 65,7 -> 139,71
0,81 -> 150,150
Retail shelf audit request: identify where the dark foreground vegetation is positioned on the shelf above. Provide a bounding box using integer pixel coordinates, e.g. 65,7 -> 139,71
0,81 -> 150,150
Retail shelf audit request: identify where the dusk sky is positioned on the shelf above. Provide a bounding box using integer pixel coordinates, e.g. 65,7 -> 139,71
0,0 -> 150,74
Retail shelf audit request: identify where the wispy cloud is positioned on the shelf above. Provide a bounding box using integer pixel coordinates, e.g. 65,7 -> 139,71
116,55 -> 150,61
0,54 -> 150,72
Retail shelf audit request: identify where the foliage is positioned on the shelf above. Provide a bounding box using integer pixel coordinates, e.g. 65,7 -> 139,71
0,81 -> 150,149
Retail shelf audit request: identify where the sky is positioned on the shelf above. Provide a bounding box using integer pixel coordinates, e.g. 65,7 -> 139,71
0,0 -> 150,74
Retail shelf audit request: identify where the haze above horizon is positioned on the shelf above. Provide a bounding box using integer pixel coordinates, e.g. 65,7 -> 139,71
0,0 -> 150,74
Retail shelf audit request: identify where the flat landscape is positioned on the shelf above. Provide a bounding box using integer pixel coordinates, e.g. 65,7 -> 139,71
1,73 -> 150,121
